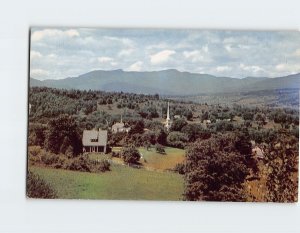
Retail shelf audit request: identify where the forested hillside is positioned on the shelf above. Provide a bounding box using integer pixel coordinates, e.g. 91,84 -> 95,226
30,69 -> 300,95
28,87 -> 299,202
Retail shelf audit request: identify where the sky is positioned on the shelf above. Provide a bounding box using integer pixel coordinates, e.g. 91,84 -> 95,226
30,27 -> 300,80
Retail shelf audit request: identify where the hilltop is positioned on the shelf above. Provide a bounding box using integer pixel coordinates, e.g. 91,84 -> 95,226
30,69 -> 300,95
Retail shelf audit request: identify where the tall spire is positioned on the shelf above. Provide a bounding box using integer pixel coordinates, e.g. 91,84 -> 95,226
165,101 -> 171,131
166,102 -> 170,120
120,114 -> 123,124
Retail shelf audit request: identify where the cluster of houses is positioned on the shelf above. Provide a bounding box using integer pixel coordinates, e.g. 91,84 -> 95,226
82,102 -> 172,154
203,118 -> 231,124
82,102 -> 265,160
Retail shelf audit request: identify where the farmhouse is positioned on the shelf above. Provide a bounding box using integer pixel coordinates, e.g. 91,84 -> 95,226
82,129 -> 107,153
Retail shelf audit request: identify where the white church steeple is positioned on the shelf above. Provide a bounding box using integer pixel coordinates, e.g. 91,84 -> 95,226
165,102 -> 171,131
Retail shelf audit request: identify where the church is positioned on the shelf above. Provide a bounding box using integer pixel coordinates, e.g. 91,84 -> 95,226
111,115 -> 130,133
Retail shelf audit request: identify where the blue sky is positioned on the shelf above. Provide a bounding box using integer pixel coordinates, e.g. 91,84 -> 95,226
30,27 -> 300,80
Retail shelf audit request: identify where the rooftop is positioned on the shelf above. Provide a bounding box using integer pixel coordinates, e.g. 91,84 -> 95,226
82,129 -> 107,146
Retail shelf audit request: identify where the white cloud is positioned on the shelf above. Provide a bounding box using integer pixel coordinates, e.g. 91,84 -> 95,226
240,63 -> 263,73
146,43 -> 169,50
30,50 -> 42,60
127,61 -> 143,71
29,28 -> 300,79
223,37 -> 239,44
223,36 -> 257,47
118,48 -> 134,57
30,69 -> 49,78
183,46 -> 211,63
225,44 -> 233,52
98,56 -> 114,63
65,29 -> 80,37
31,29 -> 79,42
202,45 -> 209,53
183,50 -> 204,62
251,66 -> 263,73
293,49 -> 300,57
275,63 -> 300,73
97,56 -> 118,67
275,63 -> 286,71
110,62 -> 118,66
225,44 -> 251,53
103,36 -> 134,47
216,66 -> 232,72
47,53 -> 57,59
150,50 -> 176,65
238,44 -> 251,50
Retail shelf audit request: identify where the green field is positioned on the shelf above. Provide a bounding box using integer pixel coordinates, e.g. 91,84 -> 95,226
89,147 -> 186,171
29,164 -> 184,200
138,147 -> 185,170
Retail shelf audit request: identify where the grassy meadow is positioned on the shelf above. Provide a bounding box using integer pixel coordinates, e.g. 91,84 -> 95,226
29,164 -> 184,200
138,147 -> 185,170
89,147 -> 186,171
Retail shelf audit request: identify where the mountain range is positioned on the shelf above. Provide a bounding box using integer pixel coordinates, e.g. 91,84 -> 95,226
30,69 -> 300,96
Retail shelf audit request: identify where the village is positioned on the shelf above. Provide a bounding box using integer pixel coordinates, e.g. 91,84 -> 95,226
82,102 -> 171,154
82,101 -> 264,161
27,86 -> 300,201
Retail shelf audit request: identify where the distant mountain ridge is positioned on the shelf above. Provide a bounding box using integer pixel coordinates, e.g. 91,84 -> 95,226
30,69 -> 300,95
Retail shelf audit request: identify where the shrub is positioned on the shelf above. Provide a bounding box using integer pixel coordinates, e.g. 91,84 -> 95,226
291,126 -> 299,138
120,146 -> 140,164
41,152 -> 59,165
28,146 -> 42,165
173,163 -> 185,174
27,171 -> 57,199
28,146 -> 42,157
96,160 -> 111,172
41,151 -> 66,168
214,121 -> 235,132
28,154 -> 40,165
155,129 -> 167,145
129,120 -> 145,134
170,118 -> 188,131
167,132 -> 188,149
155,144 -> 166,154
111,151 -> 120,158
65,155 -> 91,172
28,123 -> 47,147
182,124 -> 211,142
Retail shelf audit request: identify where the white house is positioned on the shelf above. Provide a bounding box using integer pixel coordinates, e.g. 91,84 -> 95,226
112,116 -> 130,133
82,129 -> 108,153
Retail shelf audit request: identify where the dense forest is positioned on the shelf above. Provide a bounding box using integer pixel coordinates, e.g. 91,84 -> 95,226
28,87 -> 299,202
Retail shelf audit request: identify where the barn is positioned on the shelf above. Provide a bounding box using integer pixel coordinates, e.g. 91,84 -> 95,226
82,129 -> 107,153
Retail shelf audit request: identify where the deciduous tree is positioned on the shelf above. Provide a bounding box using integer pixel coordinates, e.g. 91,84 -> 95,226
265,132 -> 298,202
184,134 -> 249,201
44,115 -> 82,156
